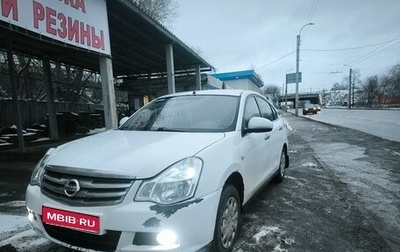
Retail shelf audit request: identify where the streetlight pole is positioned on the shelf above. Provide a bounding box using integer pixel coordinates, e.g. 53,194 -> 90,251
295,22 -> 314,116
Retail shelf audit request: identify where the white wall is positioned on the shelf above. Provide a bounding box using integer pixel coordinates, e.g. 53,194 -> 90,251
223,79 -> 261,93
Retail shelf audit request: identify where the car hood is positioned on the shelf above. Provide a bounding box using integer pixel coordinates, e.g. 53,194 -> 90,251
47,130 -> 225,178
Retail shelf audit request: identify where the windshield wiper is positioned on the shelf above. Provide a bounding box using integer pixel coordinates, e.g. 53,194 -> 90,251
152,127 -> 186,132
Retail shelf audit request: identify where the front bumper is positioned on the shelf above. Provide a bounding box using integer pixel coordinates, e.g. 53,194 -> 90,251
303,109 -> 316,114
26,183 -> 221,252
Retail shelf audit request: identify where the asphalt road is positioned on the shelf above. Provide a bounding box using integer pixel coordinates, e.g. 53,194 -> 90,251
1,113 -> 399,252
299,108 -> 400,142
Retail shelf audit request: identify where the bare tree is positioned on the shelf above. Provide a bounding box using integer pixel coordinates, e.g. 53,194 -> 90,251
363,75 -> 380,107
380,65 -> 400,105
131,0 -> 179,26
331,82 -> 347,91
261,84 -> 281,105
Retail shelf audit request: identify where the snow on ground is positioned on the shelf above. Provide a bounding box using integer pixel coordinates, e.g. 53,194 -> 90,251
0,215 -> 27,234
0,214 -> 50,250
0,201 -> 26,208
249,225 -> 295,252
0,200 -> 49,250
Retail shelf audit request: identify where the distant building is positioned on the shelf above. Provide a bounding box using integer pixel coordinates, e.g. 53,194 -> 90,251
201,74 -> 234,90
212,70 -> 264,93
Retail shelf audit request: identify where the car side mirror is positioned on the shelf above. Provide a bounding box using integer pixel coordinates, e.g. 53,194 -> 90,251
119,117 -> 129,126
242,117 -> 273,136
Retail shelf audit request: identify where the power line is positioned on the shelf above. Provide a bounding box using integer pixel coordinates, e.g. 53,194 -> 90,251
307,0 -> 319,24
256,50 -> 295,69
303,35 -> 400,52
349,36 -> 400,66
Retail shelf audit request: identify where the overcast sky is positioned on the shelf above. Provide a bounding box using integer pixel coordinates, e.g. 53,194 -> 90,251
171,0 -> 400,93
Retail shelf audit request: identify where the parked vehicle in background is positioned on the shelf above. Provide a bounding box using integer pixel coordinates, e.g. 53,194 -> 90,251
303,103 -> 318,115
26,90 -> 289,252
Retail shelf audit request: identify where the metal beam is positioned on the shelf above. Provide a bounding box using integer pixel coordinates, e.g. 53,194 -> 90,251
6,41 -> 25,152
99,56 -> 118,129
196,65 -> 201,90
166,44 -> 175,94
43,58 -> 59,141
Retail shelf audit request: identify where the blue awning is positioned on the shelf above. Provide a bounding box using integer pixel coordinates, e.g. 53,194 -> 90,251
212,70 -> 264,88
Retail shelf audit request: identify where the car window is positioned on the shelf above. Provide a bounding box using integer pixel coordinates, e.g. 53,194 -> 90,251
243,96 -> 261,128
270,104 -> 278,120
119,95 -> 240,132
255,97 -> 276,121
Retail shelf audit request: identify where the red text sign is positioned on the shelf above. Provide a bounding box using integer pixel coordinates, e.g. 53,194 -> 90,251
42,206 -> 100,233
0,0 -> 110,55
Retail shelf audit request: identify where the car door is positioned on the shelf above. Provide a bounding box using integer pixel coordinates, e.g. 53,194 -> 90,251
255,96 -> 284,176
240,96 -> 271,197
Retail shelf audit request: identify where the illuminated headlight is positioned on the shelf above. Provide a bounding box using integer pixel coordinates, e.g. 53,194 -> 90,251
30,148 -> 55,186
135,157 -> 203,204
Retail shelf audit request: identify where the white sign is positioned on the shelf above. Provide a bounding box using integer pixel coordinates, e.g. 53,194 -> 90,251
0,0 -> 111,55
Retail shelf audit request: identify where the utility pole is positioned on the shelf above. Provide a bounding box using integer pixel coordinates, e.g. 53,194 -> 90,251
348,68 -> 352,109
352,78 -> 355,107
295,33 -> 300,116
295,23 -> 314,116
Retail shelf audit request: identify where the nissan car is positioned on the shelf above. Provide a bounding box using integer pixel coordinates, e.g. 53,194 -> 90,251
26,89 -> 289,252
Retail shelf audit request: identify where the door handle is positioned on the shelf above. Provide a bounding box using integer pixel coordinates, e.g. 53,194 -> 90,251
264,135 -> 270,141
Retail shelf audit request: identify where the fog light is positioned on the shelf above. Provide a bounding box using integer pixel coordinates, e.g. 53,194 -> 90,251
156,230 -> 179,247
27,208 -> 36,222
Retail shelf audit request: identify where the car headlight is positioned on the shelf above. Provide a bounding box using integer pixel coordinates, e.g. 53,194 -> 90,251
30,148 -> 55,186
135,157 -> 203,204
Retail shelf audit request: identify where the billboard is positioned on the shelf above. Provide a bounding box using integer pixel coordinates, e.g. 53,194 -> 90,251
0,0 -> 111,55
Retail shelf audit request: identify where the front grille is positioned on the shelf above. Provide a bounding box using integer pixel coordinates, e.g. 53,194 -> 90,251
41,166 -> 135,206
43,223 -> 121,252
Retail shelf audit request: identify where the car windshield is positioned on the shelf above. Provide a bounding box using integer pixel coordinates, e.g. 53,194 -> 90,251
119,94 -> 240,132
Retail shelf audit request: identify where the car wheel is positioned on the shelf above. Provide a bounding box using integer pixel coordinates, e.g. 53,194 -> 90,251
213,185 -> 241,252
274,148 -> 286,183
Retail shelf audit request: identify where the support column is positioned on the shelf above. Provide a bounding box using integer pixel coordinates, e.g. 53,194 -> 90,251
43,58 -> 59,140
195,65 -> 201,90
166,44 -> 175,94
348,68 -> 352,109
99,56 -> 117,129
7,42 -> 25,152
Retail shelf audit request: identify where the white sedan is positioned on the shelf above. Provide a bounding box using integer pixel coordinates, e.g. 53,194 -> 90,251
26,89 -> 289,252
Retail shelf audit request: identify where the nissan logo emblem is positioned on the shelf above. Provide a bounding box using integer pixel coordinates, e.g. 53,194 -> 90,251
64,179 -> 80,197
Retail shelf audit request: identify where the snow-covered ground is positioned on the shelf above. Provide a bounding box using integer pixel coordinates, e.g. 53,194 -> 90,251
0,201 -> 50,251
0,215 -> 27,234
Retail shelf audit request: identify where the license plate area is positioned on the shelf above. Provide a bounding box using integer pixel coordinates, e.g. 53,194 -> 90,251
42,206 -> 100,234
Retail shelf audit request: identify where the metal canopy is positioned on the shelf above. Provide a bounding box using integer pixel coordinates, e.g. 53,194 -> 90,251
0,0 -> 213,77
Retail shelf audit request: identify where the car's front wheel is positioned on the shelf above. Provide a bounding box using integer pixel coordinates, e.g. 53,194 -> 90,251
213,185 -> 241,252
274,148 -> 286,183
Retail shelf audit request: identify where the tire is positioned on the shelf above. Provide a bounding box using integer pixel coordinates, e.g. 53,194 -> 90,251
212,185 -> 241,252
274,148 -> 286,183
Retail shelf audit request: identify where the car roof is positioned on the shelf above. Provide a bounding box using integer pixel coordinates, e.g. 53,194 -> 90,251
159,89 -> 260,98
